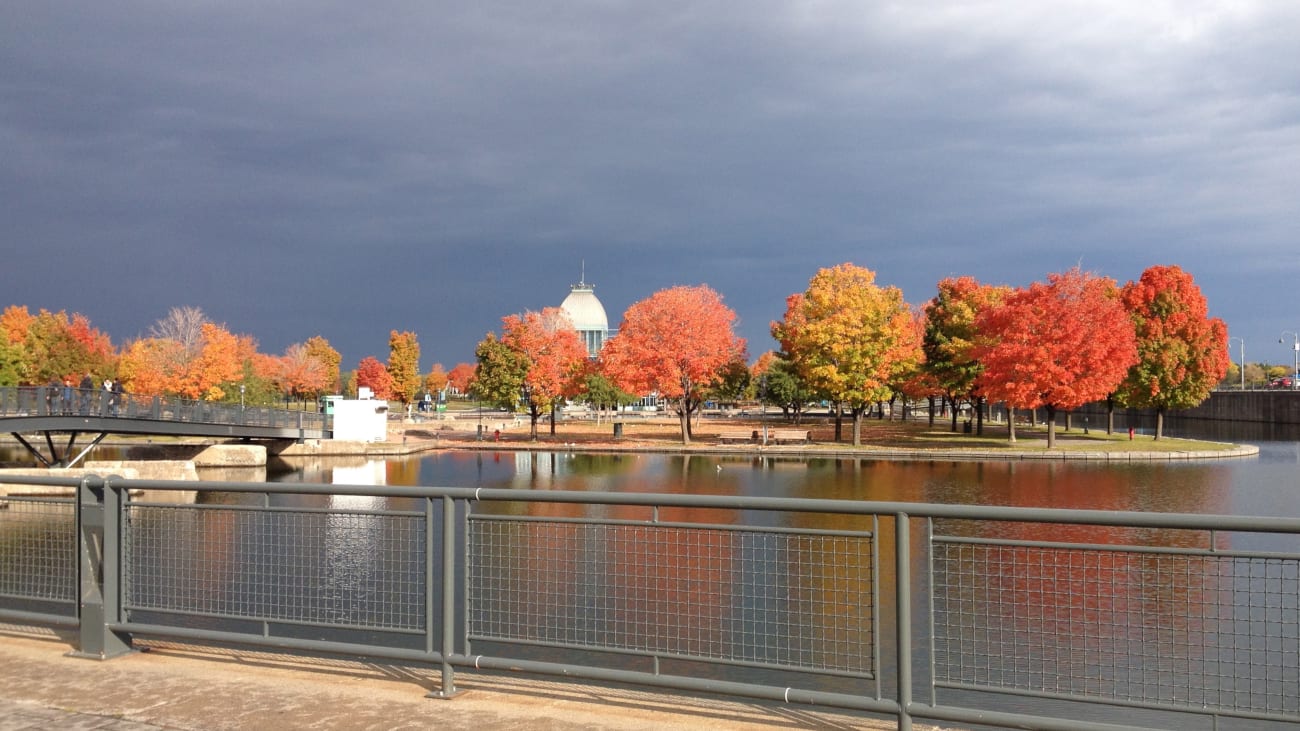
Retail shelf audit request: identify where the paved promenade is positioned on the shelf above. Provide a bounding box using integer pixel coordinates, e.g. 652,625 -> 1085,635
0,627 -> 936,731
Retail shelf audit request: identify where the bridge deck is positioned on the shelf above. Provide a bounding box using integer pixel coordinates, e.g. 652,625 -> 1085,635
1,386 -> 330,467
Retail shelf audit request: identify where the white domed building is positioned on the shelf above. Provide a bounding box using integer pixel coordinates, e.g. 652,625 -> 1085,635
559,275 -> 611,358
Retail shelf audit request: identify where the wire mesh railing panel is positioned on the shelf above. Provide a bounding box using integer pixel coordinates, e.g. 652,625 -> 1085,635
469,519 -> 875,675
0,497 -> 76,605
124,505 -> 427,631
932,539 -> 1300,718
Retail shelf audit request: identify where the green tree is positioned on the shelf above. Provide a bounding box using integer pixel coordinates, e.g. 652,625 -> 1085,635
472,332 -> 528,410
0,331 -> 22,386
922,277 -> 1009,433
760,357 -> 816,423
579,371 -> 637,424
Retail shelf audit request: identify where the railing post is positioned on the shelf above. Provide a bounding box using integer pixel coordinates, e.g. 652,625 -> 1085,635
895,512 -> 912,731
68,475 -> 133,660
428,495 -> 463,698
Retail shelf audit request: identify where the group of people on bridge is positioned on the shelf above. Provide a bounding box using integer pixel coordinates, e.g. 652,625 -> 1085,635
44,374 -> 125,417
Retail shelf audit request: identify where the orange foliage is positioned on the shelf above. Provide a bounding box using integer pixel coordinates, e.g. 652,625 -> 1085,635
975,267 -> 1138,445
600,285 -> 745,442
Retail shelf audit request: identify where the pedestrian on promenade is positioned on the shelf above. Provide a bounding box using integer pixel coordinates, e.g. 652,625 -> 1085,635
61,378 -> 74,415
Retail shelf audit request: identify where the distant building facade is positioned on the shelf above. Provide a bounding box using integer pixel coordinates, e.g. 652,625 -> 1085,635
559,275 -> 611,358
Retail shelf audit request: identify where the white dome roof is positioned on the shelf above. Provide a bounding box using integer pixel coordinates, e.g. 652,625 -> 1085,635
560,283 -> 609,333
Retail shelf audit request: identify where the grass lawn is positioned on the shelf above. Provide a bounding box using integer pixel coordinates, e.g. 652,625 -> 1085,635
423,413 -> 1238,454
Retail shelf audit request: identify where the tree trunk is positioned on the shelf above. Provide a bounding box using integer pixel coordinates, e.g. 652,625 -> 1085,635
549,402 -> 557,436
1008,407 -> 1017,442
678,404 -> 691,444
1045,404 -> 1058,448
949,395 -> 960,432
833,403 -> 844,442
852,405 -> 866,446
1106,395 -> 1115,434
1155,409 -> 1165,440
975,396 -> 985,436
927,396 -> 936,427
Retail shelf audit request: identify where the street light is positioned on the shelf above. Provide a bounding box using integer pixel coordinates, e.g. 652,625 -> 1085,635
1228,337 -> 1245,390
1282,332 -> 1299,390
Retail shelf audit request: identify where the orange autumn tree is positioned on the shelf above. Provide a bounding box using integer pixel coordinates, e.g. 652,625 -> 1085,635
355,356 -> 393,400
119,321 -> 243,400
447,363 -> 475,395
501,307 -> 588,439
424,364 -> 449,401
304,335 -> 342,394
387,330 -> 422,408
277,342 -> 334,405
773,263 -> 916,446
1115,265 -> 1229,440
974,267 -> 1138,447
600,285 -> 746,444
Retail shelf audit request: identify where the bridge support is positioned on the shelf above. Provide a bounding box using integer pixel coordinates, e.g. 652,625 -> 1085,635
9,430 -> 109,469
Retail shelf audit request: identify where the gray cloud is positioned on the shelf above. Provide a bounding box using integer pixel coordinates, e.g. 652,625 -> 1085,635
4,1 -> 1298,370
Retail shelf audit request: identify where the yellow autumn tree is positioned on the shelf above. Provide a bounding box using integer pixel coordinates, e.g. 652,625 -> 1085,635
773,263 -> 916,446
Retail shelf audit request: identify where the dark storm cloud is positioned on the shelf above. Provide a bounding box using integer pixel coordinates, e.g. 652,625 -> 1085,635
4,1 -> 1299,370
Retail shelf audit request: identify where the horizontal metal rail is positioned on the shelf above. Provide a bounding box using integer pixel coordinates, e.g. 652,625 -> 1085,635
0,472 -> 1297,730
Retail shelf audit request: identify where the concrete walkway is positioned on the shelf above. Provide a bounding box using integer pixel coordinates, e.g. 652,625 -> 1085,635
0,627 -> 942,731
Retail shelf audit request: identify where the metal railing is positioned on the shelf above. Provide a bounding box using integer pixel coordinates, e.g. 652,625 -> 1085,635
1,472 -> 1298,730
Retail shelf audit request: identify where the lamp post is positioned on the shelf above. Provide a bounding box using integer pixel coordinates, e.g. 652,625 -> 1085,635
1228,337 -> 1245,390
1283,332 -> 1300,390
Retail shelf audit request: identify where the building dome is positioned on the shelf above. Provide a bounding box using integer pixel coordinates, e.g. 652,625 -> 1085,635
560,278 -> 610,357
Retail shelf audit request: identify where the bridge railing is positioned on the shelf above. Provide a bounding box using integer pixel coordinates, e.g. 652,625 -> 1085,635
0,386 -> 326,433
1,473 -> 1298,731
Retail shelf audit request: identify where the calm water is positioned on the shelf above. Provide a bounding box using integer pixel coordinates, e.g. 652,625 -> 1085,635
269,418 -> 1300,520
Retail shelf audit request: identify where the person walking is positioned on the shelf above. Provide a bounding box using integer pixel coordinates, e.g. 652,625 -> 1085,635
111,379 -> 124,417
79,373 -> 94,414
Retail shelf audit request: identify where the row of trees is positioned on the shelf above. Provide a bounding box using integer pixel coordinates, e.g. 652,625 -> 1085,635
469,263 -> 1227,447
1,262 -> 1231,447
0,305 -> 351,407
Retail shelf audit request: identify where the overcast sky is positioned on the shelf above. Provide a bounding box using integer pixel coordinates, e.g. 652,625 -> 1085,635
4,1 -> 1298,374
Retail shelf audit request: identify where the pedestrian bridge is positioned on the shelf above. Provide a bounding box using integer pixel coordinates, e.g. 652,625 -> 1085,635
0,386 -> 330,468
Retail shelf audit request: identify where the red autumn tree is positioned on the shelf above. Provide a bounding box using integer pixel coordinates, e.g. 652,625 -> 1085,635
1115,265 -> 1229,439
600,285 -> 746,444
501,307 -> 588,439
974,267 -> 1138,447
355,356 -> 394,400
447,362 -> 476,394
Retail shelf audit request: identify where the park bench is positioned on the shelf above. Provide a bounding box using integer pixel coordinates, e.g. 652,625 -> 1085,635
719,430 -> 757,444
769,429 -> 811,444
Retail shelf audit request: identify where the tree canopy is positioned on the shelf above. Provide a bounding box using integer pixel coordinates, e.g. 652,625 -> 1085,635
773,263 -> 916,446
975,267 -> 1138,447
599,285 -> 745,444
1115,265 -> 1229,438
